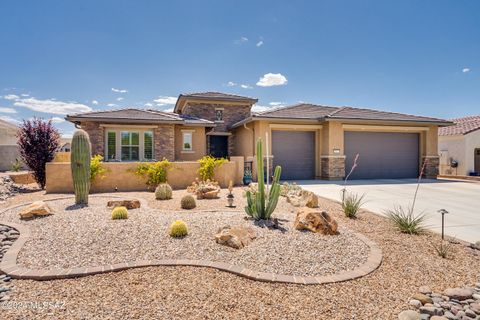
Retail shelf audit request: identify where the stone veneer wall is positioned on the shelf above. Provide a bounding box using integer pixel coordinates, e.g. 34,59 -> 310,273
321,156 -> 345,180
154,124 -> 175,161
182,102 -> 251,132
422,156 -> 439,179
81,122 -> 104,157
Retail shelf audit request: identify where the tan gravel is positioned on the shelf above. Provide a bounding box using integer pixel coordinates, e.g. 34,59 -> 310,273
0,191 -> 369,276
1,190 -> 479,319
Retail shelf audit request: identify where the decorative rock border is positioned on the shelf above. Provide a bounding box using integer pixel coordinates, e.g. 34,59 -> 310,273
0,198 -> 383,284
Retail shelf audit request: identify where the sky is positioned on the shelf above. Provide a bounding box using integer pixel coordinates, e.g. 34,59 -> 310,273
0,0 -> 479,137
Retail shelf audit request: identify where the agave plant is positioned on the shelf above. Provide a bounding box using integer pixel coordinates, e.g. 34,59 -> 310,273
342,191 -> 365,218
245,138 -> 282,220
384,205 -> 428,234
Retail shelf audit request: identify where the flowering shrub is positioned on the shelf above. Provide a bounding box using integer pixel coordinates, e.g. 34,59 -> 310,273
197,155 -> 227,181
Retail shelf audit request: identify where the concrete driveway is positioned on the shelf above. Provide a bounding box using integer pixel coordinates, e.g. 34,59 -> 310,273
297,179 -> 480,244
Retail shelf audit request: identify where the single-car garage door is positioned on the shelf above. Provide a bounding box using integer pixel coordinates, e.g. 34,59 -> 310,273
344,131 -> 419,179
272,131 -> 315,180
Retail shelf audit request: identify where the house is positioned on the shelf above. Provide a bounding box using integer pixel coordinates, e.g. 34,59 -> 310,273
0,119 -> 20,171
438,115 -> 480,176
65,92 -> 452,180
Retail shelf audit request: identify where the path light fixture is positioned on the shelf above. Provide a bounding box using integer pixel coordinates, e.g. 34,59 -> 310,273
226,180 -> 236,208
437,209 -> 449,240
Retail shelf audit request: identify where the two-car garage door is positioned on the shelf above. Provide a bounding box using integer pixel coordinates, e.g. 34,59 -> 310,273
272,130 -> 420,180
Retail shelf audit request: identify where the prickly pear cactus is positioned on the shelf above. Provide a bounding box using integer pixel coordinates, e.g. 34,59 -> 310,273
70,129 -> 91,205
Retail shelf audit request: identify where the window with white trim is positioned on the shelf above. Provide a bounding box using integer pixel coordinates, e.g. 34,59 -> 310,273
182,132 -> 193,151
105,129 -> 154,161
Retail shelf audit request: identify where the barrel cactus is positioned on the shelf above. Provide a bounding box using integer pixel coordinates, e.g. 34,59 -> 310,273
181,195 -> 196,209
111,206 -> 128,220
169,220 -> 188,237
155,183 -> 172,200
244,138 -> 282,220
70,129 -> 91,205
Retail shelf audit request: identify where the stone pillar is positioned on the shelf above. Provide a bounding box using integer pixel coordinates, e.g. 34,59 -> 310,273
320,156 -> 345,180
80,122 -> 104,157
422,156 -> 439,179
154,124 -> 175,161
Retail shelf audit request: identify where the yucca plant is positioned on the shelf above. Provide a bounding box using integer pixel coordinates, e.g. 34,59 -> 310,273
245,138 -> 282,220
433,240 -> 453,259
342,192 -> 365,218
384,205 -> 427,234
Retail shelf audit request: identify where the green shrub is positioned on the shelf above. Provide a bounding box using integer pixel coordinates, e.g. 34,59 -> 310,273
197,155 -> 227,181
384,205 -> 427,234
90,155 -> 108,182
11,158 -> 22,172
180,195 -> 196,209
112,206 -> 128,220
433,240 -> 453,259
133,159 -> 172,187
155,183 -> 173,200
169,220 -> 188,237
342,192 -> 365,218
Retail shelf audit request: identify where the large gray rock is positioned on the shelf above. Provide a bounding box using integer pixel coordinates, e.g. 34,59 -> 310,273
398,310 -> 421,320
444,288 -> 474,301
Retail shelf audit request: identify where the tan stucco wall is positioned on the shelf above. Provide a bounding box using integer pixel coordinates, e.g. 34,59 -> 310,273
45,158 -> 244,193
232,123 -> 254,157
439,129 -> 480,175
174,126 -> 207,161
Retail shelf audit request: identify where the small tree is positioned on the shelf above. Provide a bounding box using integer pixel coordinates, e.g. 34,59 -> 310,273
17,118 -> 60,189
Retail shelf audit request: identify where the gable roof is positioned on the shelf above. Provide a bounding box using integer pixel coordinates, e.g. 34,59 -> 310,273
174,91 -> 258,113
438,115 -> 480,136
65,108 -> 214,126
232,103 -> 452,128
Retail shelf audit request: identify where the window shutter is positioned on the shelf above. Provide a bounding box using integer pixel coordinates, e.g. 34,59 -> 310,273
144,131 -> 153,159
107,132 -> 116,160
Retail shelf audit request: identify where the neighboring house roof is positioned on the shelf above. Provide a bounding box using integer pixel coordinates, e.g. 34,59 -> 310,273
0,118 -> 19,130
65,108 -> 214,126
174,91 -> 258,113
438,115 -> 480,136
232,103 -> 452,128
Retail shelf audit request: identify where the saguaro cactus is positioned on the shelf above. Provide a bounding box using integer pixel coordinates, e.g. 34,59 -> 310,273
70,129 -> 91,205
245,138 -> 282,220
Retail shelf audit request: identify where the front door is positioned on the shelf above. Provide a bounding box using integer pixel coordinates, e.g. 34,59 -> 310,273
475,148 -> 480,173
209,136 -> 228,158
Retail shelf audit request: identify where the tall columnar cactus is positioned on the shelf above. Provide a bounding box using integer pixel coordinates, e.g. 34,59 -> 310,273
245,138 -> 282,220
70,129 -> 91,205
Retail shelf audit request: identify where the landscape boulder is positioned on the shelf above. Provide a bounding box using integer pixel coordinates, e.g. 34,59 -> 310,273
19,201 -> 53,219
287,190 -> 318,208
294,207 -> 338,235
107,199 -> 141,209
215,225 -> 256,249
443,287 -> 474,301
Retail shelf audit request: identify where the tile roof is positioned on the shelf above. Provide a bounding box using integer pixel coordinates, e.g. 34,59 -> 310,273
179,91 -> 257,101
252,103 -> 451,124
438,115 -> 480,136
65,108 -> 214,126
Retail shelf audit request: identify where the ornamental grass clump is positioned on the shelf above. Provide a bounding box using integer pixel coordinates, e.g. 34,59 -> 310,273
342,192 -> 365,219
433,240 -> 454,259
169,220 -> 188,237
384,205 -> 427,234
180,195 -> 196,209
111,206 -> 128,220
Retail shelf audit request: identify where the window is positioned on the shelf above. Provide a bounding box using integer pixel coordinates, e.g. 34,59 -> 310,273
215,109 -> 223,122
105,129 -> 154,161
144,131 -> 153,160
182,132 -> 193,151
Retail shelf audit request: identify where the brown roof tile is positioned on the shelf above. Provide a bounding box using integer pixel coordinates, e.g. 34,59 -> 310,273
179,91 -> 257,101
439,115 -> 480,136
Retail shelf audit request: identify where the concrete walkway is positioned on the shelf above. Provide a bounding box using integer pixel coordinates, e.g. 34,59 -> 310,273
298,179 -> 480,244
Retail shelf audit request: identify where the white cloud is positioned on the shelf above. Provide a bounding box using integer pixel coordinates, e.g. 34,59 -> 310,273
234,36 -> 249,45
50,117 -> 65,123
256,73 -> 288,87
92,100 -> 99,105
116,97 -> 124,101
0,107 -> 17,113
144,103 -> 153,107
154,96 -> 177,106
269,102 -> 283,106
14,97 -> 92,115
256,40 -> 264,47
462,68 -> 471,73
3,94 -> 19,100
111,88 -> 128,93
227,81 -> 237,87
251,104 -> 271,112
240,84 -> 252,89
0,115 -> 21,124
21,93 -> 29,97
107,103 -> 117,107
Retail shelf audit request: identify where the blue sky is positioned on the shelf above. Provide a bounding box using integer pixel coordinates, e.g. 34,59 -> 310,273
0,0 -> 479,137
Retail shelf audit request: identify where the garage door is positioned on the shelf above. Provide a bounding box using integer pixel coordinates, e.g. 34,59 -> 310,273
344,132 -> 419,179
272,131 -> 315,180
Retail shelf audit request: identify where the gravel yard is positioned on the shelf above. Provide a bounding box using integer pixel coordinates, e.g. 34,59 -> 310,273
1,190 -> 479,319
0,191 -> 369,277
